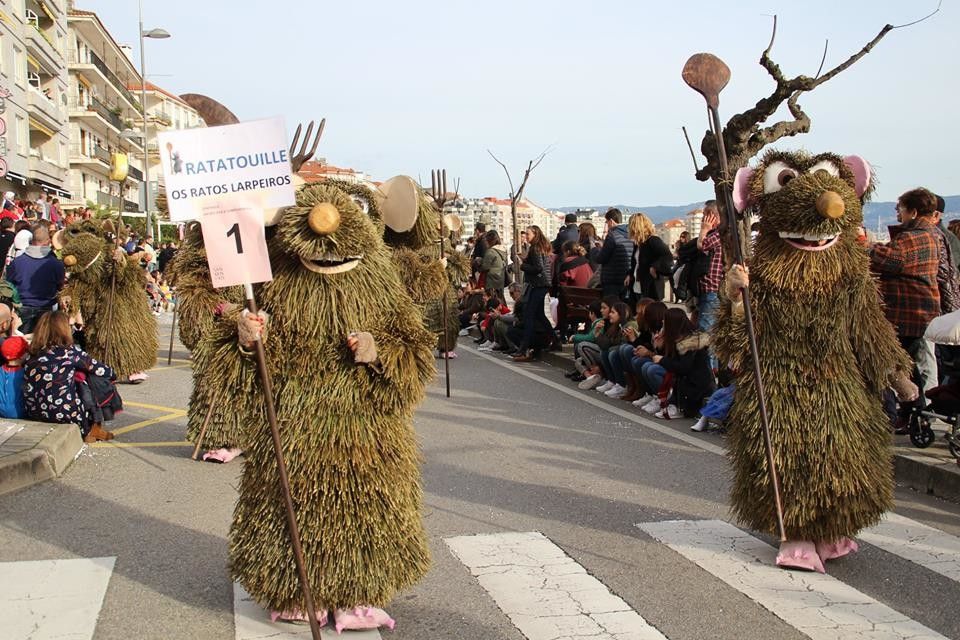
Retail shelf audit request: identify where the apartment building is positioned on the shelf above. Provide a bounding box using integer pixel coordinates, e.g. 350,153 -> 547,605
65,7 -> 144,212
126,79 -> 203,210
0,0 -> 72,201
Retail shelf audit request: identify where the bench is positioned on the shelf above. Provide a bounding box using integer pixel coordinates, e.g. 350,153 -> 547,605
557,285 -> 602,338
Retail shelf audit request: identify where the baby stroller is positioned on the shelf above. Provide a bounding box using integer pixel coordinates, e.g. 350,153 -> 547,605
906,313 -> 960,458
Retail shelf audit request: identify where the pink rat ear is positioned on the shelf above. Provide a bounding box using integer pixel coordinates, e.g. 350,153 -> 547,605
843,155 -> 872,197
732,166 -> 755,213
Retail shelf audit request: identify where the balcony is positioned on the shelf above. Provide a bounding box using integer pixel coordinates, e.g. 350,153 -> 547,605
67,50 -> 142,114
127,165 -> 143,181
27,88 -> 65,130
28,154 -> 66,184
89,97 -> 123,132
123,198 -> 140,213
69,144 -> 109,169
25,26 -> 62,75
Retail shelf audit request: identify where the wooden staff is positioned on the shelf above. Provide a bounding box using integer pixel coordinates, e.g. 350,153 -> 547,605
682,52 -> 786,542
431,170 -> 452,398
190,402 -> 215,461
243,282 -> 322,639
166,301 -> 177,366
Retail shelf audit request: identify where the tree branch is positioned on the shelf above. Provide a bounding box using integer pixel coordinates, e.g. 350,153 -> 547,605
487,149 -> 515,198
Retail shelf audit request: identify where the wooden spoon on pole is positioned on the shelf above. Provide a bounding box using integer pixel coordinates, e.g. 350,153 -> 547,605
682,52 -> 787,543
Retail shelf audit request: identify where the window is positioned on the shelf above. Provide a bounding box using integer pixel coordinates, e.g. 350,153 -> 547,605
13,47 -> 25,86
25,10 -> 38,27
27,71 -> 40,90
15,116 -> 27,155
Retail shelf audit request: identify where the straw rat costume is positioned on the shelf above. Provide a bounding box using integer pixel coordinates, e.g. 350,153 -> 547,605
226,182 -> 435,628
713,151 -> 917,573
377,176 -> 467,354
54,221 -> 157,381
165,221 -> 247,462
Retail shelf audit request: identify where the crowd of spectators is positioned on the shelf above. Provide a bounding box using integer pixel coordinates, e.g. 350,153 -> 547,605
0,191 -> 180,443
460,190 -> 960,438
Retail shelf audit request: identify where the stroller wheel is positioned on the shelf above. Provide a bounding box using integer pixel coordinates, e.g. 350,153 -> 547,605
909,417 -> 936,448
948,438 -> 960,460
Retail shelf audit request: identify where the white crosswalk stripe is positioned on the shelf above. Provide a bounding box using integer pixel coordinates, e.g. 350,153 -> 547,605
0,557 -> 115,640
860,512 -> 960,582
233,583 -> 382,639
445,531 -> 667,640
638,519 -> 948,640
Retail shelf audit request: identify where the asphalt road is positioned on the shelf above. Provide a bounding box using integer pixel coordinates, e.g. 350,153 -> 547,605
1,315 -> 959,640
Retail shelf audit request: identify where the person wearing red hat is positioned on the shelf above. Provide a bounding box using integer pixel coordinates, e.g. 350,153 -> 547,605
0,335 -> 27,418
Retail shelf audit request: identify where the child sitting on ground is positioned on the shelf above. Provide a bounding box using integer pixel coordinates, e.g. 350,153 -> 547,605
0,336 -> 28,418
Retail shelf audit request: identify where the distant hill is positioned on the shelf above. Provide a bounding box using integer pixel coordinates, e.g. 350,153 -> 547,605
555,195 -> 960,228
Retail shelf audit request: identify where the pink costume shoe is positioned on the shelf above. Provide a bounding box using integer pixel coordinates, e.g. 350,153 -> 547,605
201,447 -> 243,463
776,540 -> 825,574
333,607 -> 396,634
270,609 -> 329,625
815,537 -> 859,561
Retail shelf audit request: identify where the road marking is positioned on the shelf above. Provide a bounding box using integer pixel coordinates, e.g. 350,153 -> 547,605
148,363 -> 193,371
125,400 -> 187,412
0,556 -> 115,640
111,411 -> 186,435
638,520 -> 946,640
859,512 -> 960,582
464,345 -> 725,455
154,356 -> 191,364
91,440 -> 192,448
234,583 -> 382,639
445,531 -> 667,640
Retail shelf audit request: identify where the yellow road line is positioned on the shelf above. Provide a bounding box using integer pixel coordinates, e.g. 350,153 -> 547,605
148,363 -> 192,372
112,411 -> 186,435
92,440 -> 191,448
125,400 -> 186,412
154,357 -> 191,364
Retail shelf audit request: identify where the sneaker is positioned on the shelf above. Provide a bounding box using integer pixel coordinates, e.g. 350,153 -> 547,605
477,340 -> 492,348
578,374 -> 602,390
604,384 -> 626,398
596,381 -> 615,393
477,343 -> 495,352
642,398 -> 662,414
458,328 -> 471,337
691,416 -> 709,432
656,404 -> 680,419
633,393 -> 656,407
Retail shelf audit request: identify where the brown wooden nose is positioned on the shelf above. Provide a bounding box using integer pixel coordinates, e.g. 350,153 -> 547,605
308,203 -> 340,235
63,255 -> 77,267
816,191 -> 845,219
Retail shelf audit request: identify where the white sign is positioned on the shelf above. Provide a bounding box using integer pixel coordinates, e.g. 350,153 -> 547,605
157,117 -> 295,222
199,202 -> 273,288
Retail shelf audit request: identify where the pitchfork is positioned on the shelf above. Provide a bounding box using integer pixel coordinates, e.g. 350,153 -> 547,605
288,119 -> 325,173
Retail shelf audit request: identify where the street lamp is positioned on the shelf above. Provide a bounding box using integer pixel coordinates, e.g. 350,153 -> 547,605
139,0 -> 169,243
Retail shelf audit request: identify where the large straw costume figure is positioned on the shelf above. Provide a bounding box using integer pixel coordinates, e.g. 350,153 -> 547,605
224,182 -> 435,626
165,221 -> 246,461
712,150 -> 916,572
54,220 -> 157,379
377,177 -> 468,353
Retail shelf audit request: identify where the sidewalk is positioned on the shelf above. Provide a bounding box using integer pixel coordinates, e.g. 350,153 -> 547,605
0,420 -> 83,496
530,342 -> 960,504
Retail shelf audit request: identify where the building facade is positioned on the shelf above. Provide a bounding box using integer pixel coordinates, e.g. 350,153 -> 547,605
0,0 -> 72,202
65,7 -> 145,213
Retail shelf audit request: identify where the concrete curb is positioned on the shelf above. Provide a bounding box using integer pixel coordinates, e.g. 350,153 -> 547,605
0,422 -> 83,497
532,345 -> 960,504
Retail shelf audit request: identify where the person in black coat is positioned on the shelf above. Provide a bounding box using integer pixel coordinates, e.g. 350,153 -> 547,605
596,209 -> 634,298
513,225 -> 554,362
552,214 -> 580,254
627,213 -> 673,301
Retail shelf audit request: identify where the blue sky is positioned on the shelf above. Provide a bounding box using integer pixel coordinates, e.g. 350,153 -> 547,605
84,0 -> 956,207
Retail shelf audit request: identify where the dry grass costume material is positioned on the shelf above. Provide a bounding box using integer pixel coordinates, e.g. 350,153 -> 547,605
227,182 -> 435,612
55,221 -> 157,378
712,151 -> 914,569
165,222 -> 245,451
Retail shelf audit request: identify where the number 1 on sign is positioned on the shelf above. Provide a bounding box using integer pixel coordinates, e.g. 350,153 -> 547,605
227,222 -> 244,254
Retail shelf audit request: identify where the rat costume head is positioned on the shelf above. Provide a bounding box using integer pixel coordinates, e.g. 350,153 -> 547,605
53,220 -> 114,283
733,150 -> 872,291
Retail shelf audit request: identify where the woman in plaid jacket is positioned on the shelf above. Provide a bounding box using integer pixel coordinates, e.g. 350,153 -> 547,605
870,187 -> 941,414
